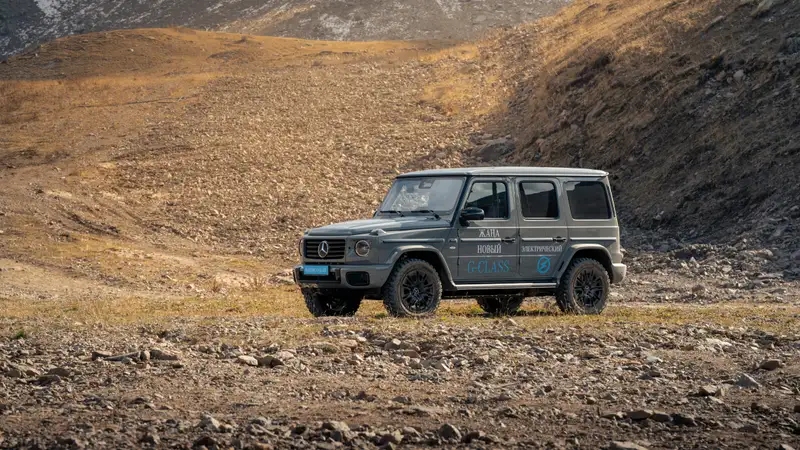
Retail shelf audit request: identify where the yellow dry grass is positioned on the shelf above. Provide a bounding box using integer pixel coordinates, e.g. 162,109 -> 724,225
1,286 -> 797,335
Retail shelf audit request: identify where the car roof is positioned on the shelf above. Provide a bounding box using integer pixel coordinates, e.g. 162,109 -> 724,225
397,166 -> 608,178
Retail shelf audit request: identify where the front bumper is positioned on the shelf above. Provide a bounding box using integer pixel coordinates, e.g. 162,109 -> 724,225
611,263 -> 627,284
293,263 -> 394,289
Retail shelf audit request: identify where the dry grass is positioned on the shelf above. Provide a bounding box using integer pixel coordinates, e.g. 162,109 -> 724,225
1,287 -> 797,335
534,0 -> 700,69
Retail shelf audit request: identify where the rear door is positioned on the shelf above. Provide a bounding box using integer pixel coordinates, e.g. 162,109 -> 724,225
563,177 -> 621,262
515,177 -> 569,281
455,177 -> 520,282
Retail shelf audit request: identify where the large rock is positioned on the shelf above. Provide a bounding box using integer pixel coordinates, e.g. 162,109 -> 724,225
627,409 -> 653,420
150,348 -> 180,361
438,423 -> 462,441
473,138 -> 515,161
384,339 -> 403,351
671,413 -> 698,427
758,359 -> 781,371
200,414 -> 222,432
735,373 -> 761,389
237,355 -> 258,366
698,385 -> 723,396
275,351 -> 295,361
378,430 -> 403,445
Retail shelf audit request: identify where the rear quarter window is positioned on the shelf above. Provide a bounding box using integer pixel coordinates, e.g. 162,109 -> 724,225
565,181 -> 612,220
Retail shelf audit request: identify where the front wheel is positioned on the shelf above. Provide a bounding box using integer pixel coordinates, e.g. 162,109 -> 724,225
303,289 -> 362,317
476,296 -> 524,316
382,259 -> 442,317
555,258 -> 610,315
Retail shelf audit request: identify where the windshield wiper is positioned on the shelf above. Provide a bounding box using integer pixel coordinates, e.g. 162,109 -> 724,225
379,210 -> 405,217
409,209 -> 441,220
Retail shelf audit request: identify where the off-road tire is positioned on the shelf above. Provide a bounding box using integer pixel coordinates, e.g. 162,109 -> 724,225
476,296 -> 525,316
303,288 -> 362,317
555,258 -> 610,315
382,258 -> 442,317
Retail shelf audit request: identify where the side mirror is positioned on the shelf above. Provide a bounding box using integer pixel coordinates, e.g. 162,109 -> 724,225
460,207 -> 485,222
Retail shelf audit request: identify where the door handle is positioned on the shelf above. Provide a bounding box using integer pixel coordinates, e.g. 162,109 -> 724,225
553,236 -> 567,243
502,237 -> 516,244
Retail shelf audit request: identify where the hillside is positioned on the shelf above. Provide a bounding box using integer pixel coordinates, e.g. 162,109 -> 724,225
1,0 -> 569,58
1,0 -> 799,303
476,0 -> 800,259
0,28 -> 481,299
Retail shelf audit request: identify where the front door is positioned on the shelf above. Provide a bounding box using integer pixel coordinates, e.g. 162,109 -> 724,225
456,178 -> 519,282
515,177 -> 569,281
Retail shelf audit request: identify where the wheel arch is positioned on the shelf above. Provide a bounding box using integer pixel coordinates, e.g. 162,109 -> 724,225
386,245 -> 455,290
558,245 -> 614,283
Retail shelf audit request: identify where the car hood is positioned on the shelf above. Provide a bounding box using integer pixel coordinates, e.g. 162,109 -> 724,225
306,217 -> 450,236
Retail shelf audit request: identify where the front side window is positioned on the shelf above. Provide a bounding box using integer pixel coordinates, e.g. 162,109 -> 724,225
464,181 -> 509,219
566,181 -> 611,220
519,181 -> 558,218
379,177 -> 466,220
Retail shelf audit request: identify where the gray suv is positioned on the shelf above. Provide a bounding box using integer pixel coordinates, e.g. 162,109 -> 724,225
293,167 -> 626,317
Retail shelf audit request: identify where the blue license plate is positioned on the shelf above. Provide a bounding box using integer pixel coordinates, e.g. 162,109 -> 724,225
303,265 -> 329,276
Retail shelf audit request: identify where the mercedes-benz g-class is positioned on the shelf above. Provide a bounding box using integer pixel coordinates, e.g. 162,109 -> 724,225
293,167 -> 626,317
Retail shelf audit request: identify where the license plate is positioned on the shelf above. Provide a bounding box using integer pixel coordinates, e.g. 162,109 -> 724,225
303,265 -> 329,276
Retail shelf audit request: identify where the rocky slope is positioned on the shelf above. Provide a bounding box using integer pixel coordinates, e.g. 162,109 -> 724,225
474,0 -> 800,272
0,0 -> 569,58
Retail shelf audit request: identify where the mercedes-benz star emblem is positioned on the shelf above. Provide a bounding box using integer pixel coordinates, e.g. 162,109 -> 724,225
317,241 -> 329,258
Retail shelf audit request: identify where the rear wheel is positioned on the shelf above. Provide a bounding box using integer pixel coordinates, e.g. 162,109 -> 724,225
555,258 -> 609,315
303,288 -> 362,317
382,259 -> 442,317
476,296 -> 524,316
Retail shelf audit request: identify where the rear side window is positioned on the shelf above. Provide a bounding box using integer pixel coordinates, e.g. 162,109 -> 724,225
566,181 -> 611,220
519,181 -> 558,218
465,181 -> 509,219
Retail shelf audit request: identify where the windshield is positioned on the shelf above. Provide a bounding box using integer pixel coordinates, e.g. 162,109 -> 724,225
378,177 -> 466,220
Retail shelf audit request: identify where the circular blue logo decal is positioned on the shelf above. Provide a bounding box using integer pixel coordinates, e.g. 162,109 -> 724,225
537,256 -> 551,274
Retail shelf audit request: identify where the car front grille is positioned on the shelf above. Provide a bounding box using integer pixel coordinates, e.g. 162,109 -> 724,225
304,239 -> 346,260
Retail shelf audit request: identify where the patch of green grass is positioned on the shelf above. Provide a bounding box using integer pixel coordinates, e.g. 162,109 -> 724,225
11,329 -> 26,340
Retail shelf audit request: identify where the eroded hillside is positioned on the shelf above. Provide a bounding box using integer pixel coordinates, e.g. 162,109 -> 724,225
475,0 -> 800,260
1,0 -> 799,302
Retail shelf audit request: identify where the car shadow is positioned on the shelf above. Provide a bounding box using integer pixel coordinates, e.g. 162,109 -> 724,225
368,307 -> 561,319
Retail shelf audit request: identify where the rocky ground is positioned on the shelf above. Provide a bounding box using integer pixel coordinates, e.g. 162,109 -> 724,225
1,248 -> 799,450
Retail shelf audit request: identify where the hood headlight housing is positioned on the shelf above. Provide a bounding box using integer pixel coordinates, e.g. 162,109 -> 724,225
297,238 -> 304,257
355,240 -> 371,257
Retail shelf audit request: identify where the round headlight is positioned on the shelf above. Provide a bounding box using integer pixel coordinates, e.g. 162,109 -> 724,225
355,240 -> 371,257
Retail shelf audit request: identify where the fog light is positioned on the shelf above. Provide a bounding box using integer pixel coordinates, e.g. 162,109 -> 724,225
355,240 -> 371,257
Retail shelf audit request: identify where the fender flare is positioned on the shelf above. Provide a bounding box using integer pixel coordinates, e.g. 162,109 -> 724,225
386,245 -> 456,288
556,244 -> 613,281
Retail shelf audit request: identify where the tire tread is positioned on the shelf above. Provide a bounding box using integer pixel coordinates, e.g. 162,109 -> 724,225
555,258 -> 610,315
303,289 -> 362,317
382,258 -> 442,317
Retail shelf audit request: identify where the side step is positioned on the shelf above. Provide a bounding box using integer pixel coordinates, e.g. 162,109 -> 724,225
452,282 -> 557,290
